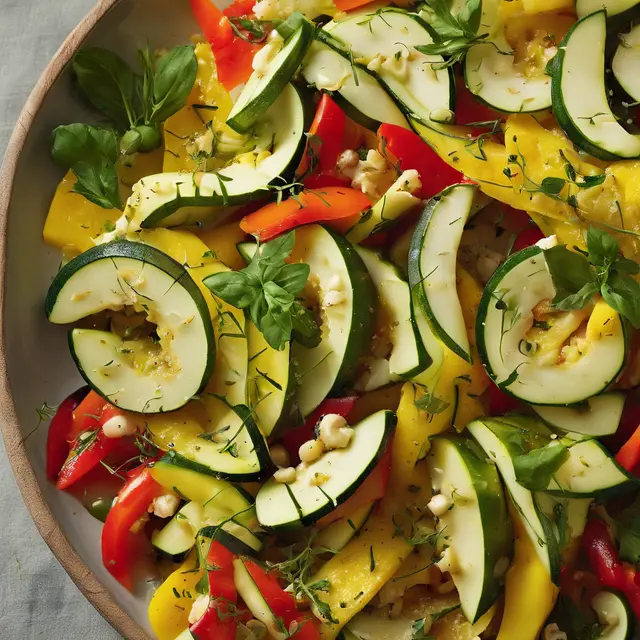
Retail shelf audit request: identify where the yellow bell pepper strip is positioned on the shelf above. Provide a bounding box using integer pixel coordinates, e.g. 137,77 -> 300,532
497,501 -> 559,640
196,221 -> 248,270
148,552 -> 204,640
43,149 -> 163,257
162,42 -> 234,173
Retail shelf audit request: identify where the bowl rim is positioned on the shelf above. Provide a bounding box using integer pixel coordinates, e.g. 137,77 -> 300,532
0,1 -> 151,638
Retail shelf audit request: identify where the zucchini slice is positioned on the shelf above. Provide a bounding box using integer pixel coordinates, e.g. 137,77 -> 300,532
427,435 -> 512,623
226,15 -> 315,133
255,410 -> 396,529
531,392 -> 625,437
124,83 -> 305,229
591,590 -> 635,640
576,0 -> 640,18
612,24 -> 640,102
409,184 -> 477,363
312,502 -> 374,553
324,7 -> 453,122
247,320 -> 298,438
551,10 -> 640,160
301,40 -> 409,130
476,246 -> 627,405
291,225 -> 376,417
46,241 -> 214,413
148,395 -> 271,482
467,417 -> 562,582
152,501 -> 262,561
355,247 -> 430,380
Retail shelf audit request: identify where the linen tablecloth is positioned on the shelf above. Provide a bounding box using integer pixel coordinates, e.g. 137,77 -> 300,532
0,1 -> 122,637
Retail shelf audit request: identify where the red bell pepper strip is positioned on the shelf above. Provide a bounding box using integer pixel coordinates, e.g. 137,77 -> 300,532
189,0 -> 262,90
57,400 -> 136,490
334,0 -> 375,11
189,540 -> 238,640
317,446 -> 391,527
487,383 -> 521,417
102,462 -> 164,589
616,424 -> 640,473
280,397 -> 358,464
454,78 -> 501,126
46,386 -> 89,481
377,124 -> 463,200
512,225 -> 545,254
582,518 -> 640,618
69,390 -> 113,440
242,560 -> 321,639
239,188 -> 371,242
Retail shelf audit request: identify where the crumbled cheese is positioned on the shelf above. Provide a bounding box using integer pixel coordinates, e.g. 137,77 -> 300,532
337,149 -> 394,200
322,289 -> 346,308
274,467 -> 297,484
253,0 -> 338,21
299,438 -> 325,463
188,594 -> 210,625
535,234 -> 558,250
102,415 -> 139,438
427,493 -> 452,517
148,493 -> 181,518
543,623 -> 567,640
98,213 -> 130,244
436,547 -> 459,575
317,413 -> 353,450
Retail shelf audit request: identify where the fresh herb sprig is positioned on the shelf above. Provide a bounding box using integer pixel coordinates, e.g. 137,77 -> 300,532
204,231 -> 320,350
416,0 -> 488,68
52,44 -> 197,209
544,227 -> 640,327
614,494 -> 640,564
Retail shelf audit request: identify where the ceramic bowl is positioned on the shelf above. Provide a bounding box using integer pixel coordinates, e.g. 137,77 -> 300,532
0,1 -> 213,637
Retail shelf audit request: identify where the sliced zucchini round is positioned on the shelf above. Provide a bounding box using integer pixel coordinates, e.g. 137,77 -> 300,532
476,246 -> 627,405
325,8 -> 454,123
467,417 -> 562,582
226,15 -> 315,133
290,225 -> 377,418
427,435 -> 512,623
255,410 -> 396,530
551,10 -> 640,160
531,392 -> 625,437
409,184 -> 477,363
124,83 -> 305,229
591,590 -> 635,640
464,31 -> 551,113
356,247 -> 430,380
46,241 -> 214,413
301,40 -> 409,130
576,0 -> 640,18
612,24 -> 640,102
147,396 -> 271,482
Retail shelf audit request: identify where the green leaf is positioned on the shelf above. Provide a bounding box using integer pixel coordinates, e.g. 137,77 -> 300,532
149,45 -> 198,123
544,245 -> 597,308
540,176 -> 567,196
548,594 -> 604,640
260,231 -> 295,264
611,257 -> 640,276
553,282 -> 600,311
601,273 -> 640,328
414,388 -> 450,414
51,124 -> 121,209
587,226 -> 619,267
291,303 -> 321,348
262,307 -> 293,350
73,47 -> 137,129
274,263 -> 310,296
205,271 -> 260,308
513,443 -> 569,491
614,495 -> 640,564
578,173 -> 606,189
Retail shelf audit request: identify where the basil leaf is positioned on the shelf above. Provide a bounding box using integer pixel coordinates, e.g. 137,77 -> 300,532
587,226 -> 619,267
275,263 -> 311,295
205,271 -> 259,308
262,306 -> 293,350
149,45 -> 198,123
51,124 -> 121,209
263,281 -> 295,313
291,302 -> 321,348
249,295 -> 267,330
602,274 -> 640,328
260,231 -> 295,264
578,173 -> 606,189
513,443 -> 569,491
73,47 -> 137,129
544,245 -> 597,307
612,257 -> 640,276
553,281 -> 599,311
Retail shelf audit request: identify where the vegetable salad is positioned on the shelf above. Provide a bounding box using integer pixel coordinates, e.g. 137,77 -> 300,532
39,0 -> 640,639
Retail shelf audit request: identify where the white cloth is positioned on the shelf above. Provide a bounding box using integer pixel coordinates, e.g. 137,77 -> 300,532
0,1 -> 122,637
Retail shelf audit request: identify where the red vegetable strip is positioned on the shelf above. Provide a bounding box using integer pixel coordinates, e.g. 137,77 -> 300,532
616,424 -> 640,472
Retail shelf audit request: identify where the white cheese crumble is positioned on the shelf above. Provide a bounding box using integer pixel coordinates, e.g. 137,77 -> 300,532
253,0 -> 338,21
